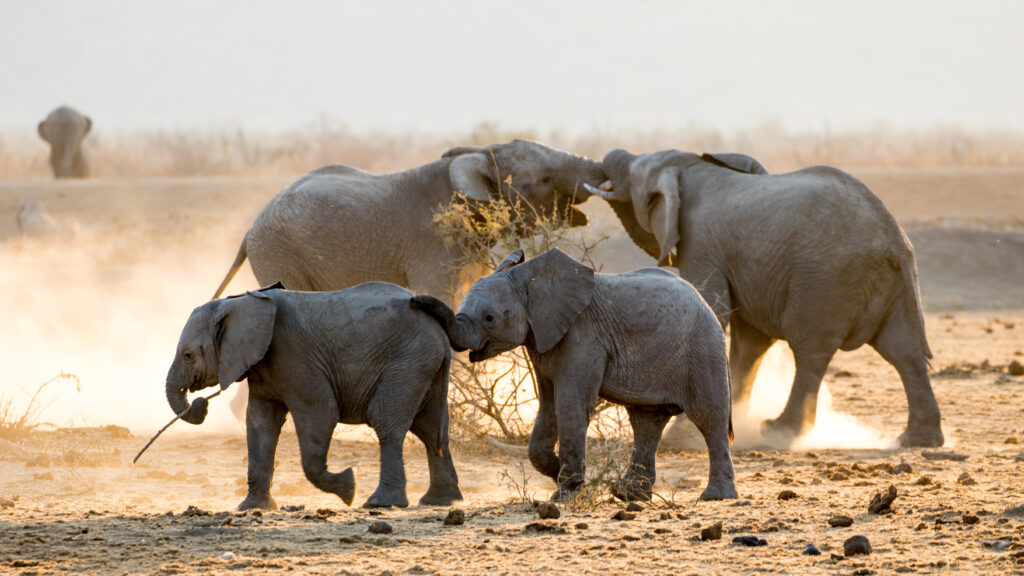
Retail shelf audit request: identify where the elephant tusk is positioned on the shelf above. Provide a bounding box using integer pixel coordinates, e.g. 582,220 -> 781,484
584,182 -> 617,200
599,180 -> 613,191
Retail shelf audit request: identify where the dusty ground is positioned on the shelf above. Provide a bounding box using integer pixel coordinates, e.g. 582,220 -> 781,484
1,168 -> 1023,574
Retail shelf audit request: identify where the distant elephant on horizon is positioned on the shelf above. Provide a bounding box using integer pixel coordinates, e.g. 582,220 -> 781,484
586,149 -> 944,448
38,106 -> 91,178
211,139 -> 605,304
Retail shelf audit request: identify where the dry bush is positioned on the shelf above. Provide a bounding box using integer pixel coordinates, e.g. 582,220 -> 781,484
433,186 -> 629,445
0,372 -> 81,441
3,121 -> 1024,180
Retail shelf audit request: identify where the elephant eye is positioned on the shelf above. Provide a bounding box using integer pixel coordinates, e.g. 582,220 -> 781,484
541,176 -> 553,185
484,313 -> 495,323
182,351 -> 194,362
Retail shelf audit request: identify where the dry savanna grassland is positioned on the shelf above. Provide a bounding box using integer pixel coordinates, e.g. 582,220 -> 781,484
1,126 -> 1023,575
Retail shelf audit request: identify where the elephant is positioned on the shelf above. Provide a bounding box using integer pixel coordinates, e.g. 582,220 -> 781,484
38,106 -> 91,178
411,248 -> 738,502
211,139 -> 604,303
165,281 -> 463,510
585,149 -> 944,447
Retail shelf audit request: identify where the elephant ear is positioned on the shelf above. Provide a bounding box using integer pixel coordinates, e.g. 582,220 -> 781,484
494,248 -> 525,273
631,167 -> 681,266
82,115 -> 92,136
516,248 -> 595,353
37,121 -> 50,142
701,153 -> 768,175
215,292 -> 277,388
449,152 -> 495,201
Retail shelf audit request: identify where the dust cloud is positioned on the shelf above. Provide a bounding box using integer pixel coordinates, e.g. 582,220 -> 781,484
734,342 -> 893,450
0,218 -> 254,435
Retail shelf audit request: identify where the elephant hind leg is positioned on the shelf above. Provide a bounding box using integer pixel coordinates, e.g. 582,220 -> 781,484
291,396 -> 355,506
409,363 -> 463,506
870,306 -> 944,447
613,407 -> 671,502
682,360 -> 738,501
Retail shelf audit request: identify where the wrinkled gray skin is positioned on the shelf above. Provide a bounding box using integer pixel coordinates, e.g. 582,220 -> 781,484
165,282 -> 462,510
212,139 -> 603,302
38,106 -> 91,178
412,249 -> 738,502
589,149 -> 943,447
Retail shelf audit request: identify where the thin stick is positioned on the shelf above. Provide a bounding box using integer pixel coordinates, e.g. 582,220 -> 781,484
133,390 -> 221,464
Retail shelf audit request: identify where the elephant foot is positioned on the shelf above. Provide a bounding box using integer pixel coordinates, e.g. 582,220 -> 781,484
335,467 -> 356,506
699,480 -> 738,501
238,493 -> 277,511
760,417 -> 804,449
897,425 -> 944,448
549,486 -> 580,503
418,487 -> 464,507
610,476 -> 653,502
363,486 -> 409,509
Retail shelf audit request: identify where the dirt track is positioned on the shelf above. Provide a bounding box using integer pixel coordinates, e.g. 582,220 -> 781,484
1,169 -> 1023,574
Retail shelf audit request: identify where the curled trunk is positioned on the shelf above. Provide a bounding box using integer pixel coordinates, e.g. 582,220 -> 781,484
165,360 -> 208,425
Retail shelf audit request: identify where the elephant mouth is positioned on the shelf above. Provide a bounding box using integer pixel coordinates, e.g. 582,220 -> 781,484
468,339 -> 516,363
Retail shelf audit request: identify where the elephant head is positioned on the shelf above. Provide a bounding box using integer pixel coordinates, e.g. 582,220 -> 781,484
38,106 -> 92,179
585,149 -> 769,266
413,248 -> 595,361
165,290 -> 277,424
443,140 -> 605,229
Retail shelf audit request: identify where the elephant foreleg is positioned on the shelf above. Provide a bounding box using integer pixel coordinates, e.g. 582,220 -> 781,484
550,359 -> 605,502
613,407 -> 671,502
729,316 -> 776,406
291,397 -> 355,506
761,345 -> 837,446
239,396 -> 288,511
527,375 -> 560,482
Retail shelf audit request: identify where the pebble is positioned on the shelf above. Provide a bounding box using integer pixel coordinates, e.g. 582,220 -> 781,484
625,502 -> 644,512
893,460 -> 913,475
868,485 -> 898,514
983,539 -> 1011,551
777,490 -> 798,501
732,535 -> 767,547
1008,359 -> 1024,376
443,509 -> 465,526
843,535 -> 872,557
281,505 -> 305,512
574,522 -> 589,530
962,512 -> 980,525
535,502 -> 560,520
957,472 -> 977,486
732,499 -> 752,506
700,521 -> 723,541
610,510 -> 636,521
921,450 -> 969,462
367,520 -> 393,534
220,552 -> 236,561
803,543 -> 821,556
828,515 -> 854,527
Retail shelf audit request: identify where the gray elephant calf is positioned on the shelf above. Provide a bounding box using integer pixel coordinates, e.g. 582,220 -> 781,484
413,249 -> 737,502
165,282 -> 462,510
38,106 -> 91,179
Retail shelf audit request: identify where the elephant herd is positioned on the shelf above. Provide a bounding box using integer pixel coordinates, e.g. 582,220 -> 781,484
157,135 -> 945,509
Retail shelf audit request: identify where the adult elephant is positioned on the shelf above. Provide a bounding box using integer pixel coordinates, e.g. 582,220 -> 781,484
212,139 -> 604,303
585,149 -> 944,448
38,106 -> 92,178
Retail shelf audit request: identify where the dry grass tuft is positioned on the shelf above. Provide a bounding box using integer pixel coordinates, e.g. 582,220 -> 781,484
0,372 -> 81,441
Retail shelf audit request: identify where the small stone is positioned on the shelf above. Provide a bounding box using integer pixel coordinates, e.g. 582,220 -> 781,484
962,512 -> 980,525
443,509 -> 465,526
830,553 -> 845,562
700,521 -> 723,541
524,521 -> 567,534
220,552 -> 236,561
610,510 -> 636,521
625,502 -> 644,512
281,505 -> 305,512
914,475 -> 933,486
921,450 -> 969,462
1008,359 -> 1024,376
868,485 -> 898,514
852,570 -> 876,576
367,520 -> 393,534
1003,503 -> 1024,518
957,472 -> 977,486
653,527 -> 673,534
828,515 -> 854,528
777,490 -> 798,501
803,543 -> 821,556
893,460 -> 913,475
732,499 -> 752,506
834,370 -> 853,377
732,535 -> 767,547
1007,437 -> 1020,444
844,535 -> 872,557
535,502 -> 560,520
574,522 -> 589,530
983,539 -> 1011,551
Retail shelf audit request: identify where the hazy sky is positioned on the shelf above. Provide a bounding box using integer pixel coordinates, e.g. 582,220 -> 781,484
2,1 -> 1022,133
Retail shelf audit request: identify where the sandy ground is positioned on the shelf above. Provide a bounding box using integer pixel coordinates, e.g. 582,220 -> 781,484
1,168 -> 1023,574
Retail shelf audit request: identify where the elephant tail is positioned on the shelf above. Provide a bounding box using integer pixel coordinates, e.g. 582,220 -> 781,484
410,295 -> 467,352
212,237 -> 248,300
436,350 -> 452,457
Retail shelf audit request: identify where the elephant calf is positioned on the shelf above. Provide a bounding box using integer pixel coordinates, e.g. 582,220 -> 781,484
413,249 -> 738,502
165,282 -> 462,510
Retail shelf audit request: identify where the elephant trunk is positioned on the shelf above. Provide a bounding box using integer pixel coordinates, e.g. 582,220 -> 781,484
165,361 -> 209,425
599,149 -> 637,202
565,156 -> 607,202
